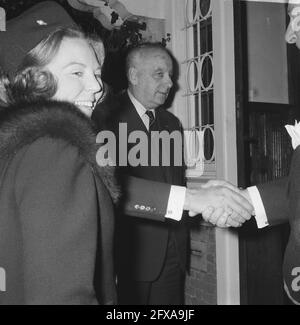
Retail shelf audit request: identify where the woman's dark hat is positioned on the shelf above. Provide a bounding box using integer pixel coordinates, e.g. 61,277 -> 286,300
0,1 -> 76,76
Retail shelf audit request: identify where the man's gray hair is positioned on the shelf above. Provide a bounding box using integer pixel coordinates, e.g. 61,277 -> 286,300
125,43 -> 170,76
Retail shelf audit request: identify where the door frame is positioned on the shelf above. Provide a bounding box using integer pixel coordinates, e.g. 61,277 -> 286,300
212,0 -> 241,305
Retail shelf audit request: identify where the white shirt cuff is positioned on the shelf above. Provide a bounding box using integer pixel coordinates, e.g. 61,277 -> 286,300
165,186 -> 186,221
247,186 -> 269,229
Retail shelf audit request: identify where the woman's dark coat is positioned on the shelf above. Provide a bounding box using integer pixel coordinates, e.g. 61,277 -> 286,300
0,101 -> 119,305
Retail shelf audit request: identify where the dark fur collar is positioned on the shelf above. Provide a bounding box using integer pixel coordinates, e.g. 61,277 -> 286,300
0,100 -> 120,203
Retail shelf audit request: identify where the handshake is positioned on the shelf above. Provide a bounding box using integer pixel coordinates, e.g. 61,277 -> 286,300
184,180 -> 254,228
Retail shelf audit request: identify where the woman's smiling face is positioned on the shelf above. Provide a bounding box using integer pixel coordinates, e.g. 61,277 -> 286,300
45,37 -> 103,117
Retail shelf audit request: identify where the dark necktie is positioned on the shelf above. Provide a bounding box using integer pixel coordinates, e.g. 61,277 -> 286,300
145,110 -> 155,129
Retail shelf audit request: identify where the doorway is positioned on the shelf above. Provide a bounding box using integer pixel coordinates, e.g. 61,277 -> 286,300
234,0 -> 300,305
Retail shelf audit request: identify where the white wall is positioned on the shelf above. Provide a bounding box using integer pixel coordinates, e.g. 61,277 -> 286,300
121,0 -> 165,19
121,0 -> 188,125
164,0 -> 189,127
247,1 -> 289,103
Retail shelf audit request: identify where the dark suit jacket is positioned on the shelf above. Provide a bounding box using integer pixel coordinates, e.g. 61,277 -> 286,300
94,91 -> 188,282
257,148 -> 300,304
93,91 -> 173,222
282,146 -> 300,304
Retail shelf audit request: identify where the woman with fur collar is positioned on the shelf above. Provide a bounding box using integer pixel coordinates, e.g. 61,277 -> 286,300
0,1 -> 119,304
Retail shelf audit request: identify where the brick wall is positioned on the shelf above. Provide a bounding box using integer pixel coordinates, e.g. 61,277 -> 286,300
185,221 -> 217,305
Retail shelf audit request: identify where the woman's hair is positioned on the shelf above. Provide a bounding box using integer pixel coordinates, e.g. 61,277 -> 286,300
0,27 -> 105,106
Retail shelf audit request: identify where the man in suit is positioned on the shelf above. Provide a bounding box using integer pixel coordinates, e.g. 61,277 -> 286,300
203,151 -> 299,305
93,43 -> 254,304
114,44 -> 188,305
201,0 -> 300,304
250,1 -> 300,304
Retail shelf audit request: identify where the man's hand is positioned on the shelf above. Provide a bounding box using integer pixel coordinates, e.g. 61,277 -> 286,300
184,180 -> 254,228
200,180 -> 253,227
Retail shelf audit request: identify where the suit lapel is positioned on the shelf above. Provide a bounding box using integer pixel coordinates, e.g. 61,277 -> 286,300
152,108 -> 176,184
118,92 -> 148,134
155,108 -> 170,133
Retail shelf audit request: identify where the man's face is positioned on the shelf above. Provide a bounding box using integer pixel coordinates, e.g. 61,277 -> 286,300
286,3 -> 300,49
131,50 -> 173,110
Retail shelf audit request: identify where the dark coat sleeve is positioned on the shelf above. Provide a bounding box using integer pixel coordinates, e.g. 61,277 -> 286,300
281,146 -> 300,304
14,138 -> 101,305
256,177 -> 289,226
121,113 -> 185,221
122,176 -> 171,221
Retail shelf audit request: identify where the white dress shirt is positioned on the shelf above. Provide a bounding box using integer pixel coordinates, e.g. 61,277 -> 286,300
247,187 -> 269,228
